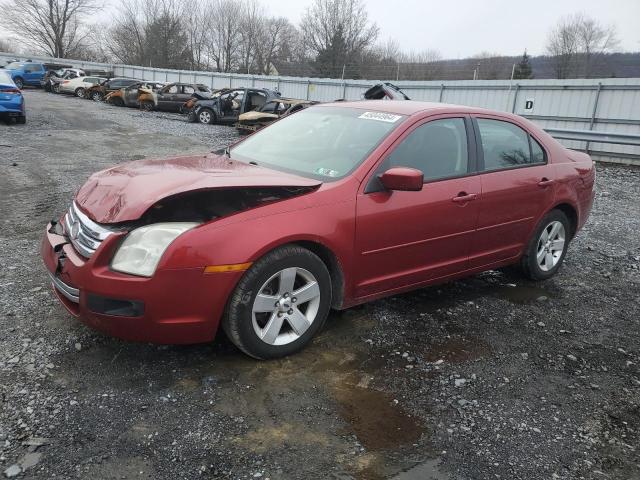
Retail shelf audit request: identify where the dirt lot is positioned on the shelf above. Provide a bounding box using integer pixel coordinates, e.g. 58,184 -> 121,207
0,90 -> 639,480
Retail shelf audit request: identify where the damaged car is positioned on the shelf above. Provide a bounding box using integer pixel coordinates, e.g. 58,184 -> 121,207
85,78 -> 139,101
58,76 -> 107,97
363,82 -> 410,100
188,87 -> 280,124
235,98 -> 317,134
137,82 -> 213,112
104,82 -> 166,108
41,101 -> 595,359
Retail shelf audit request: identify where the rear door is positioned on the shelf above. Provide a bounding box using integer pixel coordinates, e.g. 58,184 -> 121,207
354,115 -> 481,298
156,84 -> 179,111
469,115 -> 555,268
24,64 -> 44,84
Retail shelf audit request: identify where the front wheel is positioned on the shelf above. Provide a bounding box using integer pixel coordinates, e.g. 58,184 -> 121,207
520,210 -> 571,281
197,108 -> 215,124
14,77 -> 24,89
223,246 -> 332,359
140,100 -> 154,111
91,91 -> 103,102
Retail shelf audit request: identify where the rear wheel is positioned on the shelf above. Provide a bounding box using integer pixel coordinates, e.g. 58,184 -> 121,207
223,246 -> 332,359
198,108 -> 215,124
16,115 -> 26,124
91,91 -> 103,102
52,83 -> 60,93
14,77 -> 24,89
111,97 -> 124,107
75,87 -> 85,98
520,210 -> 570,281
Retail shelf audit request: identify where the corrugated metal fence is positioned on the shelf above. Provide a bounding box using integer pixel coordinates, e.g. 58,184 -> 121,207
2,51 -> 639,165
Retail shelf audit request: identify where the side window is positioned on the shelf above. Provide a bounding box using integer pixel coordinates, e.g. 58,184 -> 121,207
476,118 -> 541,171
109,80 -> 121,88
166,85 -> 179,94
183,85 -> 195,94
385,118 -> 469,181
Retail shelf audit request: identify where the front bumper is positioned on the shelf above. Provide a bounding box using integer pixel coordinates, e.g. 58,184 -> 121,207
41,221 -> 243,344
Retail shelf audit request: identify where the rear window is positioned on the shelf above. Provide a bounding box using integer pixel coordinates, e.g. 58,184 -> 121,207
477,118 -> 545,171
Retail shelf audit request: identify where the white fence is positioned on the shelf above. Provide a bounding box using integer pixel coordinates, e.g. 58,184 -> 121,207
2,51 -> 639,165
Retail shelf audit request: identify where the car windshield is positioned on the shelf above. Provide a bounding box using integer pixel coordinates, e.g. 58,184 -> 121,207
0,71 -> 13,84
5,62 -> 24,70
230,107 -> 405,180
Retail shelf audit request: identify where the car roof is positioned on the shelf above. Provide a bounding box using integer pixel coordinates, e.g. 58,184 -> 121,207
317,100 -> 515,119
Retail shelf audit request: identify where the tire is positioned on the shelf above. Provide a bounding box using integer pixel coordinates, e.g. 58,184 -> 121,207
75,87 -> 85,98
111,97 -> 124,107
140,101 -> 154,111
16,115 -> 26,125
223,245 -> 332,359
52,83 -> 60,94
187,111 -> 197,123
520,209 -> 571,281
197,108 -> 215,124
14,77 -> 24,89
91,91 -> 103,102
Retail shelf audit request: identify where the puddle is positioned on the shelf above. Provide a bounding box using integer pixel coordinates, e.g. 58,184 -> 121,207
424,337 -> 492,364
333,385 -> 424,451
490,284 -> 555,304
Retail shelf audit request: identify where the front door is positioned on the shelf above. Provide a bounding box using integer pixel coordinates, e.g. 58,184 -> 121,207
157,84 -> 179,111
354,116 -> 480,298
469,116 -> 556,268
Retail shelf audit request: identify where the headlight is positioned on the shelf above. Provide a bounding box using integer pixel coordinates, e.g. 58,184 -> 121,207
111,223 -> 199,277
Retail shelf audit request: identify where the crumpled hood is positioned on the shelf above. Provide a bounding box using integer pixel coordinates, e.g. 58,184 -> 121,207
75,154 -> 321,223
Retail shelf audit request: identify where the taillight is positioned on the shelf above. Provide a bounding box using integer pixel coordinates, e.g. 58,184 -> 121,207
63,80 -> 70,84
0,87 -> 21,94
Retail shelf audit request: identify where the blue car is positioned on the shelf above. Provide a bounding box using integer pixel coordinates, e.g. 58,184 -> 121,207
3,61 -> 46,89
0,71 -> 26,124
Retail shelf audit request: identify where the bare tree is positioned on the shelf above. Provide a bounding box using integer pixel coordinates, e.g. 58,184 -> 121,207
107,0 -> 191,69
253,17 -> 298,75
0,0 -> 101,58
300,0 -> 379,77
205,0 -> 244,72
546,13 -> 618,78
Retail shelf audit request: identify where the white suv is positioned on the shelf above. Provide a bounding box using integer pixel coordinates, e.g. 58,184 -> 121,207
59,76 -> 106,97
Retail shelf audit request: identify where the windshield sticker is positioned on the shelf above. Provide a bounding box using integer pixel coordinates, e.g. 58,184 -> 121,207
358,112 -> 402,123
316,167 -> 340,177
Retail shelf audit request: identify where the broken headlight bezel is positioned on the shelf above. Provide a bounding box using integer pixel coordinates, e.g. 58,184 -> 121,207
111,223 -> 199,277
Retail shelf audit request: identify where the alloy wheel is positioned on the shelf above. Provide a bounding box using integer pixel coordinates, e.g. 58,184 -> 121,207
251,267 -> 321,346
536,221 -> 566,271
199,110 -> 211,124
76,88 -> 85,98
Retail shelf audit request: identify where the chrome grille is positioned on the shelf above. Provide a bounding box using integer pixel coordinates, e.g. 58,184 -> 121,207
64,202 -> 114,258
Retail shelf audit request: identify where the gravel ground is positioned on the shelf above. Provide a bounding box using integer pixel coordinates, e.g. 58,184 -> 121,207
0,90 -> 639,480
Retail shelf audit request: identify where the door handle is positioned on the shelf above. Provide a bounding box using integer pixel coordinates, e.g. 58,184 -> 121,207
538,178 -> 554,187
452,192 -> 477,203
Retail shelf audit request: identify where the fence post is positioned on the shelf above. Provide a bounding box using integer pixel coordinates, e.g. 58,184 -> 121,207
276,77 -> 281,94
585,82 -> 603,153
306,80 -> 311,100
511,84 -> 520,113
439,84 -> 445,102
342,81 -> 347,100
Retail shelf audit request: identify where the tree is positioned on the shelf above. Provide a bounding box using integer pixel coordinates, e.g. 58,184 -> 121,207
300,0 -> 379,77
107,0 -> 191,69
0,0 -> 101,58
513,50 -> 533,79
546,13 -> 618,78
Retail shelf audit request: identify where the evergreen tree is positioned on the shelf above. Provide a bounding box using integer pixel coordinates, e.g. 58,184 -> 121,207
513,50 -> 533,79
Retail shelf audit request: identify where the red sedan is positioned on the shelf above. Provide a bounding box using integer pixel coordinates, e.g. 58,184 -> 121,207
41,101 -> 595,359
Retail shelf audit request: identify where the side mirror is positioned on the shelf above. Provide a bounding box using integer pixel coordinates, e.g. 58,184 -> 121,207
379,167 -> 424,192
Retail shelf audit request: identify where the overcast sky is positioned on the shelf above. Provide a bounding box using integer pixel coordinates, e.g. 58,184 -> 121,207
264,0 -> 640,58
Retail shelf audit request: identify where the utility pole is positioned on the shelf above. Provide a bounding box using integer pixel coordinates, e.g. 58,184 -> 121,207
341,64 -> 346,80
396,63 -> 400,81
